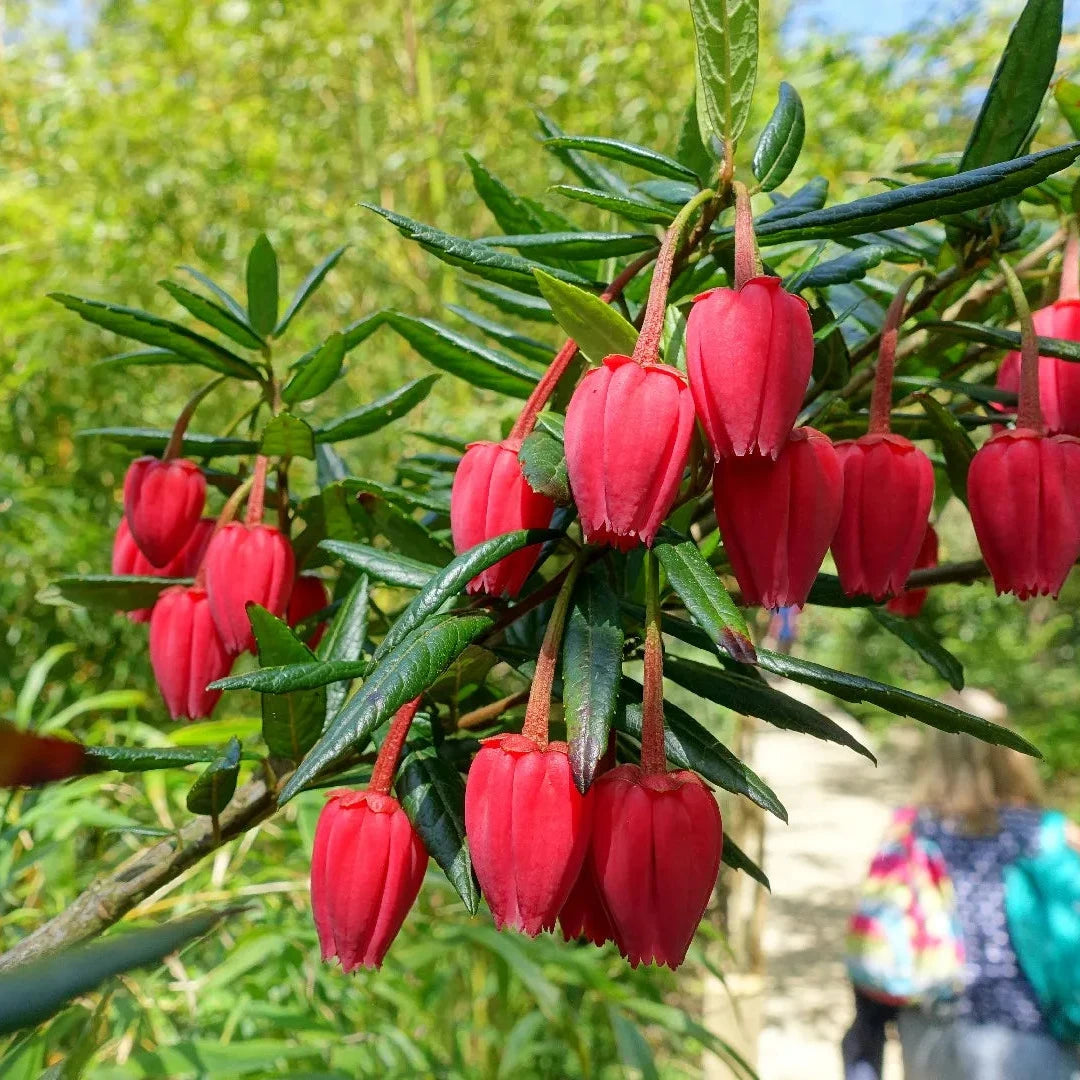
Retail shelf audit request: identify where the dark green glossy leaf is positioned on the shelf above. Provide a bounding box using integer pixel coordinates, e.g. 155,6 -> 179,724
895,376 -> 1015,406
689,0 -> 759,143
185,737 -> 242,816
809,301 -> 851,389
518,430 -> 570,505
465,154 -> 577,239
480,231 -> 657,260
282,332 -> 345,404
753,82 -> 805,192
540,136 -> 699,183
93,347 -> 181,370
178,265 -> 248,322
74,428 -> 257,457
280,613 -> 494,801
960,0 -> 1062,171
275,245 -> 347,337
249,605 -> 324,760
385,313 -> 539,399
722,834 -> 770,890
210,660 -> 366,695
756,649 -> 1040,756
562,569 -> 623,793
83,745 -> 251,773
533,268 -> 638,364
314,373 -> 440,443
260,413 -> 315,460
548,185 -> 675,225
675,95 -> 716,183
339,310 -> 389,352
396,745 -> 480,913
320,541 -> 437,589
246,234 -> 279,338
49,294 -> 262,381
919,319 -> 1080,362
43,575 -> 189,611
158,281 -> 266,351
341,477 -> 450,516
917,393 -> 976,504
535,110 -> 629,193
0,912 -> 233,1035
869,608 -> 965,691
787,245 -> 886,292
319,575 -> 371,719
637,179 -> 700,206
654,537 -> 756,663
759,176 -> 829,222
462,279 -> 557,323
445,306 -> 553,364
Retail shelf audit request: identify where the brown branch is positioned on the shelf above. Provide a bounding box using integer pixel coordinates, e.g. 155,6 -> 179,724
456,690 -> 530,730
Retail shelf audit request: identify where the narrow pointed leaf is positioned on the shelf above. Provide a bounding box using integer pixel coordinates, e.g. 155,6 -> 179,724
82,745 -> 255,773
480,231 -> 657,260
210,660 -> 367,695
445,305 -> 554,364
341,477 -> 450,516
158,281 -> 266,350
548,185 -> 676,225
465,154 -> 577,238
74,428 -> 257,457
185,737 -> 242,816
246,234 -> 279,337
753,82 -> 805,192
759,176 -> 829,222
282,332 -> 345,404
44,574 -> 189,611
533,268 -> 638,364
275,245 -> 348,336
320,575 -> 371,718
462,279 -> 557,323
786,245 -> 886,292
919,319 -> 1080,362
320,541 -> 438,589
869,608 -> 965,691
722,834 -> 771,890
689,0 -> 759,143
314,373 -> 440,443
535,110 -> 630,193
916,393 -> 976,504
675,95 -> 716,183
540,136 -> 700,183
178,266 -> 248,322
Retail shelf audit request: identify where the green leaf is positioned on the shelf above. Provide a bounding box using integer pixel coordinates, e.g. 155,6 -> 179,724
246,234 -> 279,338
654,537 -> 756,663
280,612 -> 494,801
462,279 -> 557,323
663,656 -> 876,763
916,393 -> 976,504
960,0 -> 1062,171
275,244 -> 347,336
363,203 -> 594,294
722,833 -> 770,890
805,574 -> 874,608
339,310 -> 389,352
610,1008 -> 661,1080
869,608 -> 965,691
83,745 -> 251,773
809,301 -> 851,389
249,605 -> 324,760
282,332 -> 345,404
480,231 -> 658,260
314,373 -> 440,443
43,575 -> 189,611
689,0 -> 759,144
562,569 -> 623,793
675,94 -> 716,182
1055,79 -> 1080,140
548,185 -> 676,226
787,245 -> 886,292
371,528 -> 561,666
260,413 -> 315,460
745,144 -> 1080,245
341,477 -> 450,516
93,346 -> 182,370
385,313 -> 539,400
752,82 -> 805,192
396,745 -> 480,913
756,649 -> 1040,756
157,280 -> 266,351
178,266 -> 248,322
532,268 -> 638,364
535,109 -> 629,193
49,294 -> 262,381
616,685 -> 786,821
446,306 -> 554,364
518,430 -> 570,505
465,154 -> 578,239
759,176 -> 829,222
210,660 -> 367,695
919,319 -> 1080,362
320,540 -> 438,590
0,911 -> 233,1035
74,427 -> 257,458
319,575 -> 371,719
185,737 -> 242,816
540,136 -> 700,183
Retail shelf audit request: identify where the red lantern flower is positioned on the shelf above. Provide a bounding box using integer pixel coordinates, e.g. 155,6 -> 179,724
149,586 -> 235,721
886,524 -> 938,618
591,764 -> 723,969
714,427 -> 843,609
686,277 -> 813,460
831,434 -> 934,600
563,354 -> 695,550
203,522 -> 295,653
559,858 -> 616,947
968,429 -> 1080,599
450,440 -> 555,596
123,456 -> 206,567
112,518 -> 213,623
465,733 -> 592,936
287,574 -> 330,649
310,789 -> 428,972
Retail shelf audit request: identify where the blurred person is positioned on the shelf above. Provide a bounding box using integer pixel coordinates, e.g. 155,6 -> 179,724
842,700 -> 1080,1080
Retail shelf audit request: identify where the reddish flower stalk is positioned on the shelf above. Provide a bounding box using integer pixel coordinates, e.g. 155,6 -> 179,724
245,455 -> 270,525
162,377 -> 226,462
519,550 -> 587,743
631,187 -> 717,366
368,698 -> 422,795
1060,225 -> 1079,303
732,181 -> 761,291
505,252 -> 656,450
868,269 -> 935,435
639,549 -> 666,774
999,257 -> 1045,433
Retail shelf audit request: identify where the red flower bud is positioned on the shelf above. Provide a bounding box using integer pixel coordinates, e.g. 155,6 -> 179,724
831,434 -> 934,600
686,278 -> 813,459
564,355 -> 695,550
558,858 -> 616,947
203,522 -> 295,653
885,524 -> 938,618
714,427 -> 843,609
968,429 -> 1080,599
450,440 -> 555,596
123,456 -> 206,567
465,734 -> 592,936
287,574 -> 330,649
149,586 -> 235,720
112,518 -> 213,622
591,765 -> 722,969
310,789 -> 428,972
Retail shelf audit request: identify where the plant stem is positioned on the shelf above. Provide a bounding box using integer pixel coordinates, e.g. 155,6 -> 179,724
867,269 -> 935,435
368,698 -> 421,795
163,377 -> 226,461
631,187 -> 716,366
505,251 -> 656,449
1061,223 -> 1079,302
998,255 -> 1043,432
520,549 -> 587,744
245,455 -> 270,526
640,548 -> 667,774
732,182 -> 761,290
